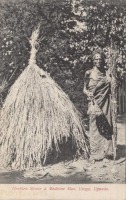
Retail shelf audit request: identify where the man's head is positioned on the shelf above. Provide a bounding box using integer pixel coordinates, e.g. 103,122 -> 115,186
93,50 -> 106,69
94,53 -> 103,68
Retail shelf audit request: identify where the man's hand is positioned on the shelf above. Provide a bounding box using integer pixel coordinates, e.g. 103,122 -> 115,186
87,91 -> 93,97
86,91 -> 94,100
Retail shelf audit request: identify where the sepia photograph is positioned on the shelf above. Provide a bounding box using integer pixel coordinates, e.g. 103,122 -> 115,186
0,0 -> 126,199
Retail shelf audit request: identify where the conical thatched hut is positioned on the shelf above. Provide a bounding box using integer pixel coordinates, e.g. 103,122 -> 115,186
0,27 -> 89,169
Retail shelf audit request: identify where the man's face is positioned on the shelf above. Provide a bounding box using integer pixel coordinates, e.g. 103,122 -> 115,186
94,54 -> 103,68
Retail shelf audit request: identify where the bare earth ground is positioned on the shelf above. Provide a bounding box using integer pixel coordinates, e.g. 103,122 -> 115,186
0,115 -> 125,184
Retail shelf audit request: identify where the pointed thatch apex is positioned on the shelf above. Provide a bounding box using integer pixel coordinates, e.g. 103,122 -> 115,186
28,24 -> 40,65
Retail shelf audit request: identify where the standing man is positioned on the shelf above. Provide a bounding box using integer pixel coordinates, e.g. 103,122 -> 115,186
83,50 -> 113,163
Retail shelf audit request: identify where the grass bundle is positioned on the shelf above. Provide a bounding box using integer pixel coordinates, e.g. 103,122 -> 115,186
0,27 -> 89,169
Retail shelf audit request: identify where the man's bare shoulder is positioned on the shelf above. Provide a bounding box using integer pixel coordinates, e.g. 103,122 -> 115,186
85,69 -> 92,77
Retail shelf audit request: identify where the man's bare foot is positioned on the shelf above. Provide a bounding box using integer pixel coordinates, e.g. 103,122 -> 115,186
88,158 -> 95,164
103,158 -> 110,163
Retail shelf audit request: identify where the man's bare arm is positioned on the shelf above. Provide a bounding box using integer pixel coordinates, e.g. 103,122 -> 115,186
83,70 -> 93,97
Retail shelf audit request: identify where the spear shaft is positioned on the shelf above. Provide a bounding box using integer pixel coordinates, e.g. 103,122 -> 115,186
109,41 -> 118,163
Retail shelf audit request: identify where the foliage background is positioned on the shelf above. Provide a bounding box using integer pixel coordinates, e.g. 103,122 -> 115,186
0,0 -> 126,117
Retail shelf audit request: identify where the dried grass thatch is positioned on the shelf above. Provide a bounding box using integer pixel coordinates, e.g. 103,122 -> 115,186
0,26 -> 89,169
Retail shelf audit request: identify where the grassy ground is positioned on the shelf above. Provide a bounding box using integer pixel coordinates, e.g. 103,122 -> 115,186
0,114 -> 125,184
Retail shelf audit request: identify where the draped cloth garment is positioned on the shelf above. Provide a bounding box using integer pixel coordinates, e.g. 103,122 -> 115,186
88,68 -> 113,160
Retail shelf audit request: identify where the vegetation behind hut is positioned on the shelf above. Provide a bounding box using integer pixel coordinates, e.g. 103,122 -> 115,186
0,0 -> 125,116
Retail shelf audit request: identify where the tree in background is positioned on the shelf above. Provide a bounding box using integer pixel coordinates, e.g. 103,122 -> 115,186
0,0 -> 125,118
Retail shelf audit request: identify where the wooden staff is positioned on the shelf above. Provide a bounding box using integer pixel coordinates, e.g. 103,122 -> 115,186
109,41 -> 118,163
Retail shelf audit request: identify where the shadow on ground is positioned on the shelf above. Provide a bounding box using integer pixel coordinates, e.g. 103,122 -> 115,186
0,170 -> 91,184
0,170 -> 114,184
116,145 -> 126,160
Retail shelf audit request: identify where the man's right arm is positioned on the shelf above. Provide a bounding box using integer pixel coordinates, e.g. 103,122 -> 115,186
83,70 -> 93,98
